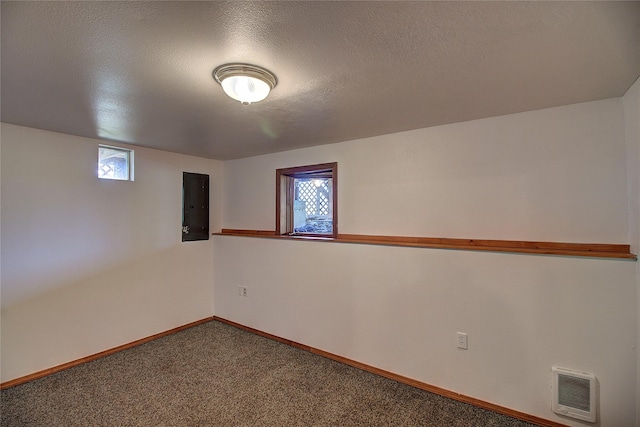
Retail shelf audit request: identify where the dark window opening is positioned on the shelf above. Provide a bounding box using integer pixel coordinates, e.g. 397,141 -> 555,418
183,172 -> 209,241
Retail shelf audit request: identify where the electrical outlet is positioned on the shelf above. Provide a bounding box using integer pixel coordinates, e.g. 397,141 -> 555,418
238,286 -> 248,297
457,332 -> 468,350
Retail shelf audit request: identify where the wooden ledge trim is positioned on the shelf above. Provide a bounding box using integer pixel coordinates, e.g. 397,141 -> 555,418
214,229 -> 636,260
218,228 -> 277,236
213,316 -> 569,427
0,317 -> 214,390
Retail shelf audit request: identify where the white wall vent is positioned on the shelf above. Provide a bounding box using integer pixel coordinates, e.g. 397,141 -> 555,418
552,366 -> 597,423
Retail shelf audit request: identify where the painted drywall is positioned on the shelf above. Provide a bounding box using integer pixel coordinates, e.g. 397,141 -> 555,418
625,78 -> 640,257
0,123 -> 222,382
623,77 -> 640,427
216,98 -> 637,426
223,99 -> 628,244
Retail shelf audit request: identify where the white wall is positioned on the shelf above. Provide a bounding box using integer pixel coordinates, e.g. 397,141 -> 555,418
0,123 -> 222,382
216,98 -> 638,426
623,77 -> 640,427
223,99 -> 628,244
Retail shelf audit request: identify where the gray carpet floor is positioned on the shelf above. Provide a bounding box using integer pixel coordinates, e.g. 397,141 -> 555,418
1,320 -> 540,426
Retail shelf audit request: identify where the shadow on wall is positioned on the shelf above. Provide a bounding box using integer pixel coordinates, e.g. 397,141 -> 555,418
0,240 -> 214,383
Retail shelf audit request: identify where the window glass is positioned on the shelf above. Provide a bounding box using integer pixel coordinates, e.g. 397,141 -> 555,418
293,178 -> 333,234
98,146 -> 132,180
276,163 -> 337,237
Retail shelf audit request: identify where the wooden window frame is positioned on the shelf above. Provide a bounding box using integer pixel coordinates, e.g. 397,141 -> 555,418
276,162 -> 337,238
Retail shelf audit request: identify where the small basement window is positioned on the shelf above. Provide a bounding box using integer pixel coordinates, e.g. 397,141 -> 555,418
98,145 -> 134,181
276,162 -> 337,237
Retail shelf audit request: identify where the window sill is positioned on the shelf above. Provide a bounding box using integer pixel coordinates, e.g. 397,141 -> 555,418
213,229 -> 637,260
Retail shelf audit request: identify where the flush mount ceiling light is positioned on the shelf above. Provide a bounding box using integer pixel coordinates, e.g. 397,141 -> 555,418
213,63 -> 277,105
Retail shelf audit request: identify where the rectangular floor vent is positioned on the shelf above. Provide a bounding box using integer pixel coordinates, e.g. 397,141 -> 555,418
552,366 -> 596,423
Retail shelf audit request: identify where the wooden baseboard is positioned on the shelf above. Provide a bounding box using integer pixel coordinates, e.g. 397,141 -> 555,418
213,316 -> 569,427
0,317 -> 214,390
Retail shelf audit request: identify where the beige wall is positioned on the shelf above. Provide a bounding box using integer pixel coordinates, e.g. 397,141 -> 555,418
216,98 -> 637,426
0,123 -> 222,382
623,77 -> 640,426
223,99 -> 628,244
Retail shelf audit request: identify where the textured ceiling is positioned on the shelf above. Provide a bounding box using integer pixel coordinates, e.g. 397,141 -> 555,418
1,1 -> 639,160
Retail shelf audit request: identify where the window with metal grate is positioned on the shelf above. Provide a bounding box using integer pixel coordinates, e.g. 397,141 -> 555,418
276,163 -> 337,237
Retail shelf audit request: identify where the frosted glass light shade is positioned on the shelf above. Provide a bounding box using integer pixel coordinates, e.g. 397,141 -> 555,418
221,75 -> 271,104
213,63 -> 277,105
